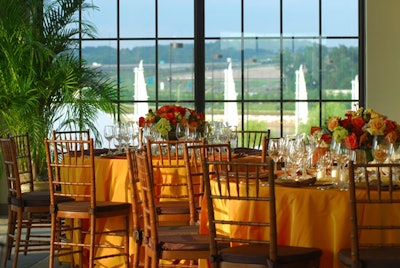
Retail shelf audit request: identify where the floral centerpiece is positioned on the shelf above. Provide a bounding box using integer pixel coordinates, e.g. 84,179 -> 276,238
311,107 -> 400,151
138,104 -> 206,138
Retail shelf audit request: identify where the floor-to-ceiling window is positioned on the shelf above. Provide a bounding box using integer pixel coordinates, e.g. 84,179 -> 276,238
78,0 -> 363,138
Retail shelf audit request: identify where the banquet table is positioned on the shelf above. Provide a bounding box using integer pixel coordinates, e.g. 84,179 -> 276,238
61,153 -> 199,267
199,179 -> 400,268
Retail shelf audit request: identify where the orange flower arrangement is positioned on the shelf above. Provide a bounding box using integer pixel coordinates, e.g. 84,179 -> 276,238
139,104 -> 205,137
311,107 -> 400,150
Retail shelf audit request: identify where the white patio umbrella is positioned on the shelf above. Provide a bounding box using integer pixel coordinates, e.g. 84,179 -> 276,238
223,58 -> 238,127
351,75 -> 359,110
133,60 -> 149,122
295,64 -> 308,133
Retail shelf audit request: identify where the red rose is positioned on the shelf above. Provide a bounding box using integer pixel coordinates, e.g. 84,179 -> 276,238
341,118 -> 352,130
138,117 -> 145,127
321,133 -> 332,144
344,132 -> 358,150
351,116 -> 365,135
385,119 -> 397,133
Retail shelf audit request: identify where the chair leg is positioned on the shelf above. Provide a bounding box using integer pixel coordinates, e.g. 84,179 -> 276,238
49,213 -> 57,268
3,209 -> 14,267
24,212 -> 33,255
89,217 -> 96,268
11,210 -> 23,268
125,214 -> 130,267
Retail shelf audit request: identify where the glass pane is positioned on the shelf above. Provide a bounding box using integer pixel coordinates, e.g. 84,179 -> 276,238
158,0 -> 193,37
120,0 -> 155,38
283,102 -> 296,136
85,0 -> 117,38
242,102 -> 280,134
205,43 -> 225,102
322,0 -> 358,37
297,102 -> 320,134
322,102 -> 354,124
244,0 -> 280,35
244,39 -> 281,101
282,0 -> 319,37
157,41 -> 193,101
282,39 -> 319,101
118,41 -> 156,109
81,40 -> 118,89
321,39 -> 358,100
205,0 -> 241,37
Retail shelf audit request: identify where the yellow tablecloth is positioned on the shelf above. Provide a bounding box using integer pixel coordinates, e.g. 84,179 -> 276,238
199,181 -> 400,268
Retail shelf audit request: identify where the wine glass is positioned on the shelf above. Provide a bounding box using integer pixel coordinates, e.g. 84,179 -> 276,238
126,121 -> 139,148
350,149 -> 367,182
268,139 -> 280,170
113,123 -> 127,154
176,123 -> 189,141
104,125 -> 115,155
372,136 -> 389,164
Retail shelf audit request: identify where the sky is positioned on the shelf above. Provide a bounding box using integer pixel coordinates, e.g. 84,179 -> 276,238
84,0 -> 358,48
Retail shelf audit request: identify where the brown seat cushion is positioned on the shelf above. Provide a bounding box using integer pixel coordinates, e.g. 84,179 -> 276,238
156,201 -> 190,214
10,190 -> 73,207
219,244 -> 322,265
57,200 -> 131,214
339,247 -> 400,268
155,234 -> 213,251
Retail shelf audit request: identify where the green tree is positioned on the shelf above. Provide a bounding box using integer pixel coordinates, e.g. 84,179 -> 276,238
0,0 -> 120,178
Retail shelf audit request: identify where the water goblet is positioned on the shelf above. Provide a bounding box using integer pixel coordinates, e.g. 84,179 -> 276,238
268,139 -> 280,170
372,136 -> 389,163
176,122 -> 189,141
350,149 -> 367,182
104,125 -> 115,155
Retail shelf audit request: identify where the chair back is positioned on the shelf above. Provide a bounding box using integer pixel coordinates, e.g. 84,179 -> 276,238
203,158 -> 278,264
146,139 -> 203,202
347,160 -> 400,261
126,147 -> 143,268
52,129 -> 90,141
0,137 -> 26,203
183,142 -> 231,225
234,129 -> 270,149
135,149 -> 160,247
45,138 -> 96,208
7,133 -> 34,190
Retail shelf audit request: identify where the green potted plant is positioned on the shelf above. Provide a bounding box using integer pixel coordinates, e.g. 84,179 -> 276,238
0,0 -> 121,179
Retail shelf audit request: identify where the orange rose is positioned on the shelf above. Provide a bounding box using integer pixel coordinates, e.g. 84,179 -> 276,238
327,116 -> 340,132
344,133 -> 358,150
385,130 -> 398,144
310,126 -> 322,135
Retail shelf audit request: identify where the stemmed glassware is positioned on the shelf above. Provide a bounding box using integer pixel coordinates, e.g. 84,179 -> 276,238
126,121 -> 139,148
372,136 -> 389,164
113,123 -> 125,154
350,149 -> 367,182
372,136 -> 390,178
268,139 -> 280,170
176,122 -> 189,141
104,125 -> 115,155
143,122 -> 159,143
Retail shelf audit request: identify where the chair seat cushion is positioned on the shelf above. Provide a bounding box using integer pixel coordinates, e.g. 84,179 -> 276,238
339,247 -> 400,268
10,190 -> 74,207
57,200 -> 130,214
219,244 -> 322,265
156,201 -> 190,214
157,234 -> 210,251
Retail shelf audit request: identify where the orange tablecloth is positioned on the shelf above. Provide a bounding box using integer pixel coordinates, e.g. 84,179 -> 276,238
199,181 -> 400,268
